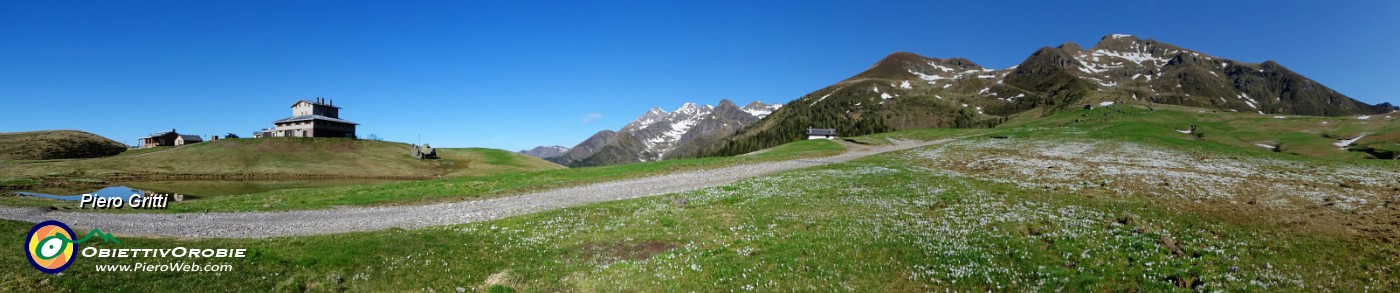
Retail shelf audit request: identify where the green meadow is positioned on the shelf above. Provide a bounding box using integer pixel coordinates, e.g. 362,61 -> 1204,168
4,133 -> 1394,291
2,106 -> 1396,291
1,139 -> 844,212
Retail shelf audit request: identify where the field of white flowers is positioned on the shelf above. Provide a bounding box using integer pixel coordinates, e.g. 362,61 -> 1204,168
355,138 -> 1394,291
7,136 -> 1394,292
908,137 -> 1400,213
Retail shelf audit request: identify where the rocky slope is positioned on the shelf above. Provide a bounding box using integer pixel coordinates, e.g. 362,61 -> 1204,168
546,130 -> 616,165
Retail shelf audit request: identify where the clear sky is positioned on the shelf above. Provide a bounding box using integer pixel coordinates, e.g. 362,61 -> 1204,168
3,1 -> 1397,151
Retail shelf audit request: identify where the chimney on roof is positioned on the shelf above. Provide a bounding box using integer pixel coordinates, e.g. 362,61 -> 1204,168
330,99 -> 333,105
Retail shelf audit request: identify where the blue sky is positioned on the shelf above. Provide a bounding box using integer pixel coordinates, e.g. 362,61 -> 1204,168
3,1 -> 1397,151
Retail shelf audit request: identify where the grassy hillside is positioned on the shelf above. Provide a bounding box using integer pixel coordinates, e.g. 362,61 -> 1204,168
713,40 -> 1400,158
3,129 -> 1393,291
712,78 -> 995,157
842,101 -> 1399,162
435,147 -> 567,177
0,139 -> 844,212
0,130 -> 127,160
0,138 -> 563,180
1005,103 -> 1400,160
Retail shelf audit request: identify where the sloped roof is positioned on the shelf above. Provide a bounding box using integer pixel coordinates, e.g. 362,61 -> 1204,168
807,128 -> 836,136
291,100 -> 341,109
273,114 -> 358,125
141,129 -> 178,139
177,134 -> 203,142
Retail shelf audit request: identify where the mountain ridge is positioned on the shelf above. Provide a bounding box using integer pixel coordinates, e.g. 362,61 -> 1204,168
712,34 -> 1396,157
518,145 -> 569,159
551,100 -> 782,167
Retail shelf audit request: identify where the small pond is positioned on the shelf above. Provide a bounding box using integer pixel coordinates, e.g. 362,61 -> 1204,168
17,186 -> 153,201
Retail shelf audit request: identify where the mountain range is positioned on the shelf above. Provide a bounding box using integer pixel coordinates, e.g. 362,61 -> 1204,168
517,146 -> 569,159
712,34 -> 1396,156
547,100 -> 781,166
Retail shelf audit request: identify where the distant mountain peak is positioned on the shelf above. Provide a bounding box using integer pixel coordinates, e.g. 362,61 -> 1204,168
879,51 -> 929,64
847,51 -> 991,86
554,99 -> 781,166
624,107 -> 672,132
546,130 -> 616,165
1095,34 -> 1144,46
715,100 -> 742,112
518,145 -> 569,159
1058,41 -> 1083,52
1107,33 -> 1137,39
1089,34 -> 1183,58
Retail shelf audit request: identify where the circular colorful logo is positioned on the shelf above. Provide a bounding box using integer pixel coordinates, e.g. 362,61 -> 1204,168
25,220 -> 77,274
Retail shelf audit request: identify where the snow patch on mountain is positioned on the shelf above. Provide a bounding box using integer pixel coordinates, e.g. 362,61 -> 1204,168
624,108 -> 670,132
579,100 -> 784,163
742,103 -> 782,118
911,62 -> 990,84
1091,47 -> 1169,67
910,70 -> 953,82
811,88 -> 841,106
651,114 -> 700,146
1334,134 -> 1365,148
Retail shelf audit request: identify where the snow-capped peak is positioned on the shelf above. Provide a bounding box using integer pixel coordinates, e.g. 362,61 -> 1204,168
742,101 -> 783,118
624,107 -> 672,131
615,100 -> 782,162
674,102 -> 705,115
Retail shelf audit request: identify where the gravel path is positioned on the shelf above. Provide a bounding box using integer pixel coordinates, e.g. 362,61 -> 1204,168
0,138 -> 952,238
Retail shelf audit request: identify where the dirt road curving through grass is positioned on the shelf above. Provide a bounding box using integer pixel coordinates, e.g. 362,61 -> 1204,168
0,138 -> 954,238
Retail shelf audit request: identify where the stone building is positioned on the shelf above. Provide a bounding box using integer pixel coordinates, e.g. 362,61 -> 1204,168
806,128 -> 836,140
267,98 -> 358,138
139,129 -> 202,147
